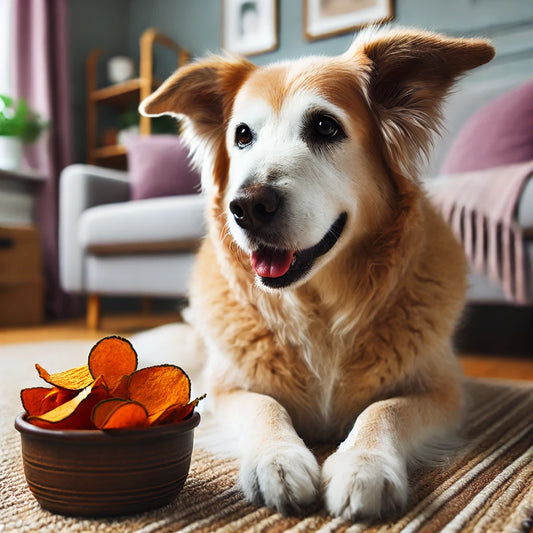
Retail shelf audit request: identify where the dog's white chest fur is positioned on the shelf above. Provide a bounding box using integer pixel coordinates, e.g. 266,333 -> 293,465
254,291 -> 362,442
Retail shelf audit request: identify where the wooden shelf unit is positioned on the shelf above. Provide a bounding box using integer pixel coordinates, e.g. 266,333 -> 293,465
86,28 -> 189,169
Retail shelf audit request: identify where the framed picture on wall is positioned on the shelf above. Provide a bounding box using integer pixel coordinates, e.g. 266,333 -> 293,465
304,0 -> 394,41
222,0 -> 278,56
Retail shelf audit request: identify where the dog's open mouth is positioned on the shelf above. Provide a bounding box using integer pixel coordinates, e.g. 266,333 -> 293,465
249,212 -> 347,288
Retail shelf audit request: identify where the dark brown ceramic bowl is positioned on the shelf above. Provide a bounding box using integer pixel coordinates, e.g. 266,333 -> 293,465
15,412 -> 200,517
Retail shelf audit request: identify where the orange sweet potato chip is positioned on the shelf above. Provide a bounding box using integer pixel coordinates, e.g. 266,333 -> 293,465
109,374 -> 129,399
21,386 -> 77,417
21,336 -> 203,430
128,365 -> 190,416
91,398 -> 128,428
103,402 -> 148,429
92,399 -> 148,429
149,394 -> 206,426
28,385 -> 92,424
20,387 -> 53,416
35,363 -> 94,391
63,382 -> 109,430
28,378 -> 108,429
88,336 -> 138,390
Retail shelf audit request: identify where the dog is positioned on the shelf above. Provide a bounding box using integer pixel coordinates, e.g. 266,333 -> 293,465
139,27 -> 494,521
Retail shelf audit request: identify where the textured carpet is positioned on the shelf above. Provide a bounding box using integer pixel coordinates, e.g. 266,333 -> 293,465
1,340 -> 532,532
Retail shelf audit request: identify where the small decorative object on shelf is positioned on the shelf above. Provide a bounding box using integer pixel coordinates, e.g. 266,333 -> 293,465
107,56 -> 135,84
0,95 -> 48,171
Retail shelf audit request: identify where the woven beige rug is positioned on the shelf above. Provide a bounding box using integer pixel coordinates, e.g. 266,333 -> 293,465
1,340 -> 532,532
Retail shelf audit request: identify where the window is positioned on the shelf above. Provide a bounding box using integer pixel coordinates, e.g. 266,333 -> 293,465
0,0 -> 13,96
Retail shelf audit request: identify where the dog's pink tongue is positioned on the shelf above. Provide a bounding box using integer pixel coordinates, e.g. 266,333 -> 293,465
251,248 -> 294,278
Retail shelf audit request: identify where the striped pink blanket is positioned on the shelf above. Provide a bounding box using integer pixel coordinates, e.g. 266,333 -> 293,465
427,160 -> 533,304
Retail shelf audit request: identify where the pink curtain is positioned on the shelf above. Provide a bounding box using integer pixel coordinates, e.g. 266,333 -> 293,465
12,0 -> 76,317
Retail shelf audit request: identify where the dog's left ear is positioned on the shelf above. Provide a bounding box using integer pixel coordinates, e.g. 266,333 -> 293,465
350,28 -> 495,177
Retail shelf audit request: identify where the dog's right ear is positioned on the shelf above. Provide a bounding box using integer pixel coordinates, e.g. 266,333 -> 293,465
139,55 -> 256,149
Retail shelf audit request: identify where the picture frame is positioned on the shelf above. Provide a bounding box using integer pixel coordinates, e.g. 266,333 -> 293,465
222,0 -> 278,56
304,0 -> 394,41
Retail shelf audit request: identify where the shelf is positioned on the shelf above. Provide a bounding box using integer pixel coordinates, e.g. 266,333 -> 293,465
0,167 -> 46,184
90,145 -> 128,169
90,78 -> 160,108
92,145 -> 127,158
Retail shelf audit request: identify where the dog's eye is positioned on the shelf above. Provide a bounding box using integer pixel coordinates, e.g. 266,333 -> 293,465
303,112 -> 346,153
313,115 -> 341,138
235,124 -> 253,148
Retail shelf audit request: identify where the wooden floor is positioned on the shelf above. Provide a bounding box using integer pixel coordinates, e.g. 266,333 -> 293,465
0,313 -> 182,344
1,313 -> 532,381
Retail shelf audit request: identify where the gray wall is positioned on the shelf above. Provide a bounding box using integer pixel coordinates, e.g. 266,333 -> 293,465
68,0 -> 533,163
68,0 -> 131,166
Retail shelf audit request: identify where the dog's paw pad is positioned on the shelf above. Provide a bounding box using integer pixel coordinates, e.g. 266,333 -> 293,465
240,443 -> 321,515
323,449 -> 408,521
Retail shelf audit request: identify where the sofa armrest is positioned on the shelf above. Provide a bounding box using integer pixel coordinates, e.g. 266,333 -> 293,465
517,172 -> 533,233
59,164 -> 130,293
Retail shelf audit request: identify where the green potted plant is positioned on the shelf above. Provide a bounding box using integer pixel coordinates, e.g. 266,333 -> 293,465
0,94 -> 48,170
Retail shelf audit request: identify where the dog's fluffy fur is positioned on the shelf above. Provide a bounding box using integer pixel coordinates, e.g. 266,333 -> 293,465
140,28 -> 494,521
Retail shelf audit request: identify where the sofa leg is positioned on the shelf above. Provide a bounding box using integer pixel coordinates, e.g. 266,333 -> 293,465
87,294 -> 101,330
141,297 -> 152,315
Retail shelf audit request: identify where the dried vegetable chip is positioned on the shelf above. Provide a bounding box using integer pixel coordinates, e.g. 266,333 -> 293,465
88,336 -> 138,390
35,363 -> 94,390
20,336 -> 204,430
91,398 -> 129,428
149,394 -> 206,426
28,378 -> 107,430
110,375 -> 129,399
20,387 -> 54,416
21,386 -> 78,417
96,401 -> 148,429
128,365 -> 190,416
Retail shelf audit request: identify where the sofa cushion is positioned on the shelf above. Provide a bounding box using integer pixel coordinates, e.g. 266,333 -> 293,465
127,135 -> 201,200
441,80 -> 533,174
79,195 -> 206,253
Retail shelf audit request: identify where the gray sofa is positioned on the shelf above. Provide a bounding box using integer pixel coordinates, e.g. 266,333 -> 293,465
59,164 -> 205,327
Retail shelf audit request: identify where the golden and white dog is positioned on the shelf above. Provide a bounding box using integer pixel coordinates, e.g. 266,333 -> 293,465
140,28 -> 494,521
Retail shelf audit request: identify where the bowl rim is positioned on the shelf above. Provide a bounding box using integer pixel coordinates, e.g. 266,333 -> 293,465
15,411 -> 200,441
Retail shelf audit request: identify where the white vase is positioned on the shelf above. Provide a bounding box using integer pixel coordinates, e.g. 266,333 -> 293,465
0,136 -> 24,171
108,56 -> 135,84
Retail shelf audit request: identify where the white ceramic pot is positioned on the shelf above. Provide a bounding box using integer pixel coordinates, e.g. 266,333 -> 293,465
0,136 -> 23,170
108,56 -> 135,84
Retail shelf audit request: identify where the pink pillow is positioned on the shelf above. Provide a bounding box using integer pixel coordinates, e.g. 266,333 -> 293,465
127,135 -> 200,200
442,80 -> 533,174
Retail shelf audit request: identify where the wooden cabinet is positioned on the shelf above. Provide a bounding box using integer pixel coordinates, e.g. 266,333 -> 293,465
86,28 -> 189,169
0,226 -> 43,325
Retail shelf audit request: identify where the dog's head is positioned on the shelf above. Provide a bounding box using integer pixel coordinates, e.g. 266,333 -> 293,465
140,28 -> 493,290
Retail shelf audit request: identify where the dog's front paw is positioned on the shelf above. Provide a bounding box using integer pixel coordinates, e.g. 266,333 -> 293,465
240,442 -> 321,515
322,449 -> 408,522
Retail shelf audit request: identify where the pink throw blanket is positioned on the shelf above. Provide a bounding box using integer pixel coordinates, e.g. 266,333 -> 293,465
427,160 -> 533,304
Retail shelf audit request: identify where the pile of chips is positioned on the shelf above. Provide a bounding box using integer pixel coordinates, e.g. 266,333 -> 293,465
20,336 -> 204,430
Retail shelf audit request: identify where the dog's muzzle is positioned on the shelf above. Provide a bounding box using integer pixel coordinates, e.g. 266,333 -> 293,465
229,184 -> 347,289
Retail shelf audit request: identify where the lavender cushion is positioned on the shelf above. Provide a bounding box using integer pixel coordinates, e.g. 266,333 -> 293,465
127,135 -> 200,200
442,80 -> 533,174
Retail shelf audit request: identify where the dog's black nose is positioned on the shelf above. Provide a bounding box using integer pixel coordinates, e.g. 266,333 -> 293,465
229,185 -> 281,229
